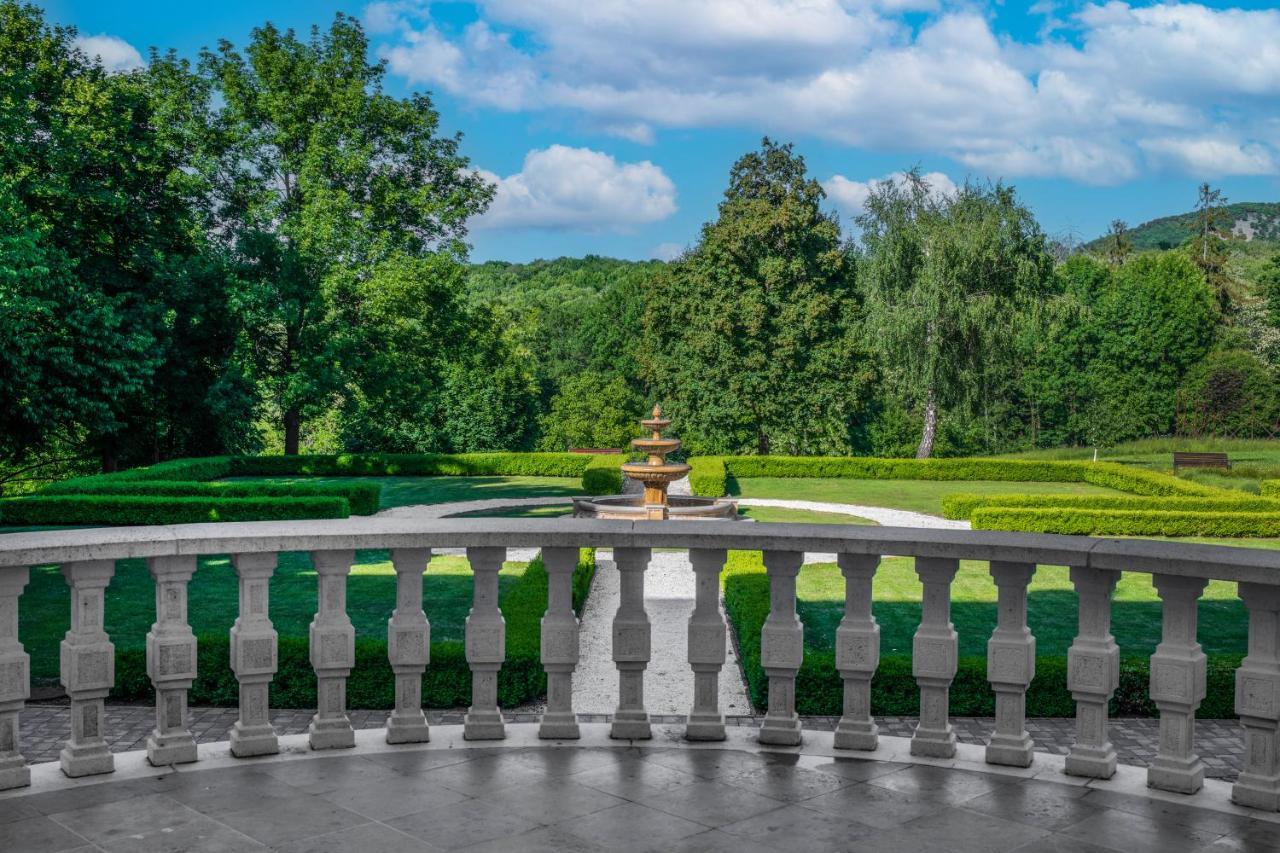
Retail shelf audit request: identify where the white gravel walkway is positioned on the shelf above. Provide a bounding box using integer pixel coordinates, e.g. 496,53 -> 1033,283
376,488 -> 968,716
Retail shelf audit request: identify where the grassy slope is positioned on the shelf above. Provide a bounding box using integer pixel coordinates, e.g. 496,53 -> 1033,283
730,477 -> 1123,516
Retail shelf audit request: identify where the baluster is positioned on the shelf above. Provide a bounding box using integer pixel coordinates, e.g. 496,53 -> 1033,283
686,548 -> 728,741
0,565 -> 30,790
309,550 -> 356,749
229,553 -> 279,757
986,561 -> 1036,767
464,546 -> 506,740
760,550 -> 804,746
911,557 -> 959,757
1065,566 -> 1120,778
59,560 -> 116,777
145,556 -> 199,766
611,547 -> 652,739
1148,574 -> 1208,793
540,547 -> 581,739
835,553 -> 879,750
387,548 -> 431,744
1234,582 -> 1280,810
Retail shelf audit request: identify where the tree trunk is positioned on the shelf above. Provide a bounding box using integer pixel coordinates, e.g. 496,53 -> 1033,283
100,442 -> 118,474
283,407 -> 301,456
756,430 -> 770,456
916,390 -> 938,459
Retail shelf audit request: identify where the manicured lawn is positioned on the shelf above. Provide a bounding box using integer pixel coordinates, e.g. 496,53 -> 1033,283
19,551 -> 530,683
730,477 -> 1124,516
226,475 -> 584,510
1002,438 -> 1280,471
737,505 -> 876,525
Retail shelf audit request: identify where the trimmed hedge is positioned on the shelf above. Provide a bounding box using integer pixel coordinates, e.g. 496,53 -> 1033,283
1262,480 -> 1280,497
112,549 -> 597,708
942,492 -> 1280,521
0,494 -> 349,526
228,452 -> 595,479
582,454 -> 626,494
688,456 -> 1220,498
689,456 -> 727,497
972,506 -> 1280,537
41,478 -> 382,516
722,551 -> 1239,717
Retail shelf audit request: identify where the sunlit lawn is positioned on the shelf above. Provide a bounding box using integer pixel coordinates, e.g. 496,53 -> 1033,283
730,477 -> 1124,516
229,474 -> 585,510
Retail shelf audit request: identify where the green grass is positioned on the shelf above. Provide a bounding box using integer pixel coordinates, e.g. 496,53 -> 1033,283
1002,438 -> 1280,470
225,475 -> 584,510
730,477 -> 1123,516
738,505 -> 876,525
19,551 -> 528,683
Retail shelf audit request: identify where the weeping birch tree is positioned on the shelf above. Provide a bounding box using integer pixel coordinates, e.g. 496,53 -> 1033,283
857,172 -> 1054,457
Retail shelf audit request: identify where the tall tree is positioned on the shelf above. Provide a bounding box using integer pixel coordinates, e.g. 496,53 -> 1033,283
179,15 -> 492,453
1103,219 -> 1131,266
641,139 -> 872,455
859,173 -> 1054,457
1188,182 -> 1234,313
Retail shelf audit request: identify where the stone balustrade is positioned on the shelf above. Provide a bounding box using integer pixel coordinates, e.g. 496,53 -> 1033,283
0,518 -> 1279,812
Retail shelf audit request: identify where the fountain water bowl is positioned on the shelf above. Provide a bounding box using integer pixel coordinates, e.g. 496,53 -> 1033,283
573,406 -> 739,521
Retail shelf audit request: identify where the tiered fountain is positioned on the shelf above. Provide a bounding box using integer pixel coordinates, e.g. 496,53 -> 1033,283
572,406 -> 739,521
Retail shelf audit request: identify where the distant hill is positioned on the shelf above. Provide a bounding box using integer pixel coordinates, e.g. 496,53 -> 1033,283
1086,201 -> 1280,251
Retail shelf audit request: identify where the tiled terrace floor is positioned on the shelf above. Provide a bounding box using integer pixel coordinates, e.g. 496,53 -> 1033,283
18,705 -> 1248,777
1,733 -> 1277,853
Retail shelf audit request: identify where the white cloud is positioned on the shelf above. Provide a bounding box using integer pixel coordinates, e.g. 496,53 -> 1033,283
74,35 -> 144,72
475,145 -> 677,231
824,171 -> 958,219
375,1 -> 1280,183
650,242 -> 685,261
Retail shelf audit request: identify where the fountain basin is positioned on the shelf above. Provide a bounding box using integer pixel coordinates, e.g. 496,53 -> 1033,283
572,494 -> 741,521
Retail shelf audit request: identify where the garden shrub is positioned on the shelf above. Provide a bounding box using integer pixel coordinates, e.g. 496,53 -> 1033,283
41,479 -> 382,516
582,453 -> 625,494
228,452 -> 594,479
942,492 -> 1280,521
689,456 -> 727,497
113,549 -> 597,708
972,506 -> 1280,537
0,494 -> 350,526
721,549 -> 1238,718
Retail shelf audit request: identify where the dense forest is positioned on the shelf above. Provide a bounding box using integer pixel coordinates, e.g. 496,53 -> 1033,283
3,2 -> 1280,492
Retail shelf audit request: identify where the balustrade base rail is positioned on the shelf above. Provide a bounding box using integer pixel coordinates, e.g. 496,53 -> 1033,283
1,517 -> 1279,813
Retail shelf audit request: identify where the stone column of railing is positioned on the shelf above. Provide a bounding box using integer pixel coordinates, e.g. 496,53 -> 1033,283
834,553 -> 879,750
387,548 -> 431,744
59,560 -> 116,777
0,565 -> 30,790
145,556 -> 199,766
911,557 -> 959,758
229,553 -> 279,758
540,547 -> 581,739
686,548 -> 728,741
1065,566 -> 1120,779
760,550 -> 804,746
986,561 -> 1036,767
1148,574 -> 1208,794
1234,582 -> 1280,810
464,546 -> 506,740
611,547 -> 652,739
309,550 -> 356,750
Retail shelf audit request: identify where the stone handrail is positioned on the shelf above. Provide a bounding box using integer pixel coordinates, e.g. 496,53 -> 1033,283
0,518 -> 1278,812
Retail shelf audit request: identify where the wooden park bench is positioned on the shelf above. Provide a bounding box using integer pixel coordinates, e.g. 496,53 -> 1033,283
1172,451 -> 1230,470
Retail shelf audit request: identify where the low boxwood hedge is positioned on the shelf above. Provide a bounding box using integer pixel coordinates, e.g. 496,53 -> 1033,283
942,492 -> 1280,521
721,551 -> 1238,718
687,456 -> 1220,499
689,456 -> 728,497
972,506 -> 1280,537
582,454 -> 626,494
111,549 -> 596,708
0,494 -> 350,526
229,452 -> 596,479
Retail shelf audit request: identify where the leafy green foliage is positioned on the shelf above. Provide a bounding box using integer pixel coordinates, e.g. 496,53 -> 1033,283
642,140 -> 871,456
689,457 -> 728,497
0,494 -> 349,526
537,373 -> 642,451
39,478 -> 382,515
1177,349 -> 1279,438
973,506 -> 1280,536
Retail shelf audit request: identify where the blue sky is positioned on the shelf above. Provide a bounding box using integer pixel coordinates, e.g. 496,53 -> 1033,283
43,1 -> 1280,263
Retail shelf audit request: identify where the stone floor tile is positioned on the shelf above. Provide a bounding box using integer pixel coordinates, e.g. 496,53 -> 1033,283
0,815 -> 93,853
894,805 -> 1053,853
476,776 -> 625,824
215,793 -> 370,847
719,763 -> 856,802
315,772 -> 472,821
1080,788 -> 1261,837
551,801 -> 707,849
798,756 -> 910,782
718,802 -> 880,850
559,755 -> 700,800
262,755 -> 401,796
386,797 -> 543,849
958,778 -> 1103,831
272,822 -> 446,853
801,782 -> 950,829
417,754 -> 549,797
1059,806 -> 1227,853
1007,833 -> 1119,853
865,764 -> 1020,805
632,777 -> 789,827
455,824 -> 609,853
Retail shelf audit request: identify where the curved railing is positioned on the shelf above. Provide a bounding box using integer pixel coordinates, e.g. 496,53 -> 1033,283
0,518 -> 1278,811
